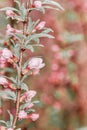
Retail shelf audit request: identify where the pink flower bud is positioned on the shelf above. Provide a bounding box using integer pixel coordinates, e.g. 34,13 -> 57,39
0,76 -> 8,86
0,126 -> 6,130
1,48 -> 13,60
6,24 -> 21,36
51,44 -> 60,52
28,57 -> 45,70
53,102 -> 61,111
29,113 -> 39,121
20,90 -> 36,102
25,90 -> 37,102
6,10 -> 16,18
0,56 -> 7,68
18,110 -> 27,120
7,128 -> 14,130
27,103 -> 34,109
36,21 -> 46,30
33,1 -> 42,8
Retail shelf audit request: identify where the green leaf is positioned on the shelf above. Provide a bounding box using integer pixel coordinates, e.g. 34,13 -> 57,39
30,0 -> 33,5
14,0 -> 21,8
0,7 -> 18,12
76,127 -> 87,130
7,77 -> 17,84
32,100 -> 40,104
19,3 -> 27,21
25,45 -> 34,52
26,108 -> 35,113
7,110 -> 13,127
21,83 -> 29,91
0,120 -> 7,127
20,102 -> 30,110
13,44 -> 20,58
26,33 -> 54,44
27,18 -> 40,34
0,90 -> 16,101
6,121 -> 11,128
43,0 -> 64,10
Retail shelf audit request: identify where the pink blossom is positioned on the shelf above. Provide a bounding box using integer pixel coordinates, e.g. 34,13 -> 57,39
0,56 -> 7,68
6,24 -> 21,36
27,103 -> 34,109
6,10 -> 16,18
68,50 -> 75,57
32,21 -> 46,33
18,110 -> 27,120
51,44 -> 60,52
25,90 -> 37,102
51,63 -> 59,71
0,108 -> 2,115
36,21 -> 46,30
1,48 -> 13,60
0,76 -> 8,86
28,57 -> 45,70
0,126 -> 6,130
33,1 -> 42,8
53,102 -> 61,110
29,113 -> 39,121
7,128 -> 14,130
20,90 -> 36,102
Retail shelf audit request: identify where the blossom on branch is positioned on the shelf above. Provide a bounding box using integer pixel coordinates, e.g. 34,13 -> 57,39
33,1 -> 42,8
20,90 -> 37,102
1,48 -> 13,60
18,110 -> 27,120
7,128 -> 14,130
6,24 -> 21,36
0,76 -> 8,86
6,10 -> 16,19
28,57 -> 45,70
29,113 -> 39,121
32,21 -> 46,33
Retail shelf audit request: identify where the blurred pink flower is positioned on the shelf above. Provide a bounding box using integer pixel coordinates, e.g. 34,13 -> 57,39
53,102 -> 61,110
0,56 -> 7,69
28,57 -> 45,69
80,0 -> 87,12
33,1 -> 42,8
29,113 -> 39,121
18,110 -> 27,120
36,21 -> 46,30
6,10 -> 16,18
51,63 -> 59,71
0,76 -> 8,86
7,128 -> 14,130
6,24 -> 21,36
27,103 -> 34,109
25,90 -> 37,102
20,90 -> 36,102
32,21 -> 46,33
0,108 -> 2,115
1,48 -> 13,60
41,93 -> 52,104
51,44 -> 60,52
68,50 -> 75,57
0,126 -> 6,130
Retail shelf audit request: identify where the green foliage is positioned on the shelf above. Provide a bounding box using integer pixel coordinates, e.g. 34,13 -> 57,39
0,90 -> 16,101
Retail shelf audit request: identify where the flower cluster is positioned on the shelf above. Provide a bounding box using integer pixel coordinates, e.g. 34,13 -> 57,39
0,0 -> 64,129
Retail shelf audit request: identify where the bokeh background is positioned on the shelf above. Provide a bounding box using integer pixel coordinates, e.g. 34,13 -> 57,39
0,0 -> 87,130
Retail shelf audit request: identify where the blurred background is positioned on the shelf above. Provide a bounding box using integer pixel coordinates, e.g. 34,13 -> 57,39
1,0 -> 87,130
